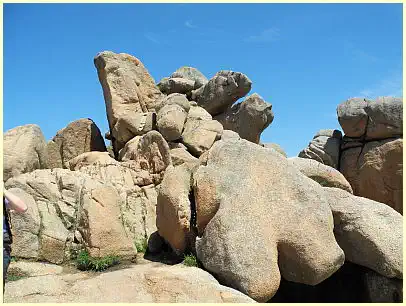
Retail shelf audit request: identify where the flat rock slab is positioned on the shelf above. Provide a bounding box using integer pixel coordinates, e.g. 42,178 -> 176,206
4,262 -> 255,303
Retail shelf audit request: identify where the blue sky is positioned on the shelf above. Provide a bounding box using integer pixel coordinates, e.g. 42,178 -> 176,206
4,3 -> 403,157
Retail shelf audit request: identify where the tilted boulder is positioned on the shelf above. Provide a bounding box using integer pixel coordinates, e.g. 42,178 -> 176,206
298,129 -> 342,169
289,157 -> 353,193
94,51 -> 164,152
191,70 -> 252,116
194,138 -> 344,302
337,97 -> 402,140
214,93 -> 274,143
324,187 -> 402,279
340,138 -> 403,214
156,164 -> 196,254
3,124 -> 48,182
170,66 -> 208,89
47,118 -> 106,169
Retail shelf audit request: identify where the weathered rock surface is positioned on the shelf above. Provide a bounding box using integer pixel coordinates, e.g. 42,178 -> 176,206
118,131 -> 172,177
181,114 -> 223,157
170,148 -> 199,166
156,94 -> 190,141
324,187 -> 403,279
194,138 -> 344,302
340,138 -> 403,214
78,185 -> 136,259
337,97 -> 402,139
3,124 -> 48,182
5,167 -> 157,262
4,262 -> 256,303
47,118 -> 106,169
111,112 -> 156,151
67,151 -> 114,171
298,129 -> 342,169
191,71 -> 252,116
156,164 -> 195,254
364,269 -> 403,302
289,157 -> 353,193
170,66 -> 208,89
7,261 -> 64,278
262,143 -> 287,157
157,77 -> 195,95
94,51 -> 164,154
214,93 -> 274,143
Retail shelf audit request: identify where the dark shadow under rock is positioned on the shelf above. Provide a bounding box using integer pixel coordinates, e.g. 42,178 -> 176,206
269,262 -> 402,303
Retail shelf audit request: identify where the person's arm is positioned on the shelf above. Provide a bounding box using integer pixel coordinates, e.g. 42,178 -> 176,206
4,189 -> 28,213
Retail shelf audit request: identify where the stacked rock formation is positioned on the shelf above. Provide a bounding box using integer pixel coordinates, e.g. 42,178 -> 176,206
299,97 -> 403,215
338,97 -> 403,214
3,50 -> 403,303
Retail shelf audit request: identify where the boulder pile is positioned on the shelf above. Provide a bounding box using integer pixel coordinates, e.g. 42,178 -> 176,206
3,50 -> 402,303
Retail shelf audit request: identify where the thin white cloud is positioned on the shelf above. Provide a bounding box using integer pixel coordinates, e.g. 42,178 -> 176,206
144,33 -> 160,44
342,40 -> 379,63
185,20 -> 197,29
359,71 -> 403,98
245,27 -> 280,43
352,49 -> 378,63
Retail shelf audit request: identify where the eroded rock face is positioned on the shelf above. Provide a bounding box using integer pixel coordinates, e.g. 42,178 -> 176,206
298,129 -> 342,169
289,157 -> 353,193
47,118 -> 107,169
191,71 -> 252,116
340,138 -> 403,214
337,97 -> 402,140
4,166 -> 159,262
78,186 -> 136,259
3,124 -> 48,182
324,187 -> 402,279
214,93 -> 274,143
194,138 -> 344,302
